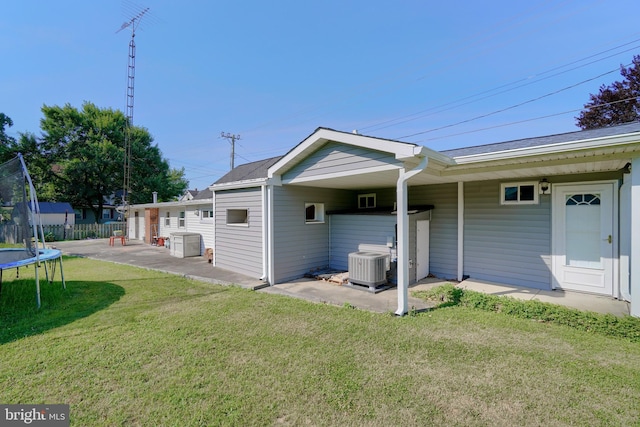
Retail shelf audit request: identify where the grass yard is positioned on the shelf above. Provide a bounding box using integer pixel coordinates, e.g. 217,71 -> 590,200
1,256 -> 639,426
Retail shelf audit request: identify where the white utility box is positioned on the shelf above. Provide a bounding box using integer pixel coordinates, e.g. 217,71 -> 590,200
170,232 -> 201,258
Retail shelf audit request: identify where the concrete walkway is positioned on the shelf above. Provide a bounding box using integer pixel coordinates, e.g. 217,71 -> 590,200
53,238 -> 631,316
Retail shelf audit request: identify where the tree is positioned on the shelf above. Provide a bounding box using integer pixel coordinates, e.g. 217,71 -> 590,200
0,113 -> 19,163
576,55 -> 640,129
22,102 -> 188,222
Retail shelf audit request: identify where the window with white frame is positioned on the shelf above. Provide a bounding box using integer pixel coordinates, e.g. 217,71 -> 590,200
358,193 -> 376,209
305,203 -> 325,223
164,211 -> 171,226
227,209 -> 248,226
178,211 -> 185,227
500,182 -> 539,205
201,209 -> 213,219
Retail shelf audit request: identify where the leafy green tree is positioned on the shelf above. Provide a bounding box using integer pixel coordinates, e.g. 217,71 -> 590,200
576,55 -> 640,129
22,102 -> 188,222
0,113 -> 18,163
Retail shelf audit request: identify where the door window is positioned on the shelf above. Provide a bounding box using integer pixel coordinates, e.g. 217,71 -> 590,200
565,193 -> 601,268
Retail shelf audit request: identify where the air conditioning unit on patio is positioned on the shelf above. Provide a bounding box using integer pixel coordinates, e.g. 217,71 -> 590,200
348,251 -> 388,290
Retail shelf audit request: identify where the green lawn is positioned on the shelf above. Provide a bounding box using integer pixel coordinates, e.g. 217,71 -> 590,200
1,256 -> 639,426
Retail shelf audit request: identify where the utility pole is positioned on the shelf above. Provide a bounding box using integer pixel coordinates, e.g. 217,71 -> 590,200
221,132 -> 241,170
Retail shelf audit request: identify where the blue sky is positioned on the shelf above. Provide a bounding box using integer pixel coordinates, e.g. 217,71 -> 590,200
1,1 -> 639,194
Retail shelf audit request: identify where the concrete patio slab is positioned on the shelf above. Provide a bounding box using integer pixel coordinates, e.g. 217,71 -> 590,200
53,239 -> 631,316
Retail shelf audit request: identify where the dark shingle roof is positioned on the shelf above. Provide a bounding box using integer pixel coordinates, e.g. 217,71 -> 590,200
440,121 -> 640,158
37,202 -> 74,214
214,156 -> 283,185
192,188 -> 213,200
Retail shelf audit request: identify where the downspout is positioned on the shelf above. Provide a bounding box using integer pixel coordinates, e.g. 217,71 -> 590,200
260,183 -> 268,282
396,155 -> 428,316
267,184 -> 275,285
211,190 -> 216,266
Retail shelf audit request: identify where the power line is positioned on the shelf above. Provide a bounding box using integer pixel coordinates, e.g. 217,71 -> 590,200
396,63 -> 629,140
413,95 -> 640,144
359,40 -> 640,134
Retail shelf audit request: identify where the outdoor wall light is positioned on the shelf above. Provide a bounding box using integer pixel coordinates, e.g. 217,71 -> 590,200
539,178 -> 551,195
194,209 -> 200,216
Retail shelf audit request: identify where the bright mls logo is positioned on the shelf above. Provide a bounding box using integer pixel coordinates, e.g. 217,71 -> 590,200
0,405 -> 69,426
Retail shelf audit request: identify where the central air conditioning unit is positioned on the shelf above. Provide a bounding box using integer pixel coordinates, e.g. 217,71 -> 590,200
348,251 -> 388,290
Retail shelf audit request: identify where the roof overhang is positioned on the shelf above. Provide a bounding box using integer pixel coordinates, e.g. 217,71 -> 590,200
268,128 -> 453,179
130,198 -> 213,210
265,128 -> 454,189
210,177 -> 268,191
438,130 -> 640,182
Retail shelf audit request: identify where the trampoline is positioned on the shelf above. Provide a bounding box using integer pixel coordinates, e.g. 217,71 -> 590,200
0,154 -> 66,308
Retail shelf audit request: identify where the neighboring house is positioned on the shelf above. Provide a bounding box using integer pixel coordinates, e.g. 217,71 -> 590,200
210,124 -> 640,317
180,189 -> 200,201
75,191 -> 125,224
127,188 -> 214,254
74,205 -> 122,224
36,202 -> 76,226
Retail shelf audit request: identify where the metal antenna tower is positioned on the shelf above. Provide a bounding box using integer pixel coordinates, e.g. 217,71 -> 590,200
117,6 -> 149,236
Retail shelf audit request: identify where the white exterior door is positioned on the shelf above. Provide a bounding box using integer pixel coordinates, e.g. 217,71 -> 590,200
416,220 -> 429,281
552,183 -> 614,295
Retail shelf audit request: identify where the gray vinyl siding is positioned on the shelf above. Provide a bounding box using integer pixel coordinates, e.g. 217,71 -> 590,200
272,186 -> 352,283
329,214 -> 396,271
282,141 -> 400,181
409,183 -> 459,279
463,180 -> 551,289
184,203 -> 214,254
214,188 -> 263,279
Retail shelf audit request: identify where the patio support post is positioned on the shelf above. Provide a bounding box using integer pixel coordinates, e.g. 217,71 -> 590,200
457,181 -> 464,281
267,184 -> 275,286
630,157 -> 640,317
261,184 -> 268,282
396,156 -> 428,316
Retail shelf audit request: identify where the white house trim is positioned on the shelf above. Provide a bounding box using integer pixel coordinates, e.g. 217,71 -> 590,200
261,184 -> 268,282
452,132 -> 640,164
396,156 -> 428,316
281,164 -> 401,185
211,178 -> 268,191
268,128 -> 450,180
457,181 -> 464,281
631,157 -> 640,317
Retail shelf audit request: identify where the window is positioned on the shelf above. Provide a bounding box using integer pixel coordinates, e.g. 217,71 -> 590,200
500,182 -> 539,205
227,209 -> 248,225
178,211 -> 185,227
201,210 -> 213,219
102,209 -> 111,219
164,212 -> 171,226
305,203 -> 325,223
358,193 -> 376,209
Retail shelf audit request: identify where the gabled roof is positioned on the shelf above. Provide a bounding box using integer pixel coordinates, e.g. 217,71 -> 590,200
37,202 -> 74,214
211,122 -> 640,189
214,156 -> 283,185
267,127 -> 451,179
442,121 -> 640,158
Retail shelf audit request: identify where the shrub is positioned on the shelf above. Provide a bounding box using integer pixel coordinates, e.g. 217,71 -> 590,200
416,284 -> 640,342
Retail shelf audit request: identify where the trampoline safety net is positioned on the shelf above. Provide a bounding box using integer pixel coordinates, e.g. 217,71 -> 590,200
0,155 -> 38,264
